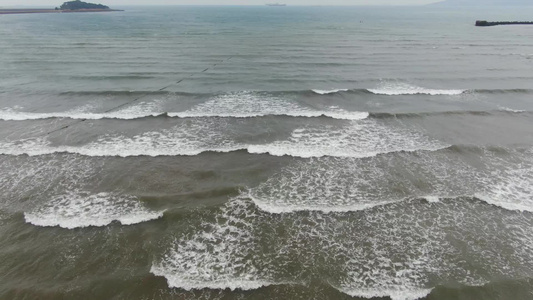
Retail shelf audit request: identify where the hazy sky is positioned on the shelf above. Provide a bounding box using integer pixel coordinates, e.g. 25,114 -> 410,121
0,0 -> 440,7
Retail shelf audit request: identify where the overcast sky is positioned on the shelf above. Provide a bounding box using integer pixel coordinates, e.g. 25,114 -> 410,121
0,0 -> 440,7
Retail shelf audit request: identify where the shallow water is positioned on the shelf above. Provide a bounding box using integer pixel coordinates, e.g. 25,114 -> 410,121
1,5 -> 533,300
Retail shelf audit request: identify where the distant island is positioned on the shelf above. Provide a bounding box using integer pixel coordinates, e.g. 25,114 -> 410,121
0,0 -> 122,15
58,0 -> 109,10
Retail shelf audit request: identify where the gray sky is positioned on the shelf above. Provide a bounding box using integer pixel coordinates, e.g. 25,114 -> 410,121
0,0 -> 440,7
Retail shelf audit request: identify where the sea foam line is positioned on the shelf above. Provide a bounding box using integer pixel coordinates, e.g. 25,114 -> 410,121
311,89 -> 349,95
3,107 -> 528,122
334,286 -> 433,300
474,194 -> 533,213
311,85 -> 466,96
169,110 -> 369,121
249,190 -> 533,215
150,265 -> 286,292
0,138 -> 449,159
0,138 -> 244,157
246,143 -> 449,159
250,195 -> 402,214
367,88 -> 465,96
367,83 -> 464,96
0,109 -> 369,121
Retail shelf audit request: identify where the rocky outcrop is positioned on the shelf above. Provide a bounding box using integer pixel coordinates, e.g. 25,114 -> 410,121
59,0 -> 109,10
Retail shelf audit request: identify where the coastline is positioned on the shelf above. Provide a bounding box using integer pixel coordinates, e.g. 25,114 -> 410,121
0,9 -> 123,15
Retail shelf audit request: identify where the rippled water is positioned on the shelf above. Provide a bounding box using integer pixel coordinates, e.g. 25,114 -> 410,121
1,5 -> 533,300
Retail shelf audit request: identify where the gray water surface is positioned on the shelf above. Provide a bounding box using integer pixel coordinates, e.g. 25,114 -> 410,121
1,6 -> 533,300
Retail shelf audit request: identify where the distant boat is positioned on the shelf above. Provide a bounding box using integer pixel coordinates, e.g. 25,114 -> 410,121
266,3 -> 287,6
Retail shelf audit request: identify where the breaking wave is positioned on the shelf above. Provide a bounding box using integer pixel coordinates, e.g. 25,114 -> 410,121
0,119 -> 446,159
311,89 -> 349,95
312,84 -> 465,96
334,286 -> 433,300
247,121 -> 447,158
2,107 -> 527,122
152,193 -> 533,299
24,191 -> 163,229
312,86 -> 533,96
246,147 -> 533,214
0,90 -> 368,121
369,109 -> 527,119
3,87 -> 531,121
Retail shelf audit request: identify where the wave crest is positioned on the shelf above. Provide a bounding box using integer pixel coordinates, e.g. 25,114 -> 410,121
24,192 -> 163,229
311,89 -> 349,95
368,83 -> 465,96
335,286 -> 433,300
0,118 -> 446,159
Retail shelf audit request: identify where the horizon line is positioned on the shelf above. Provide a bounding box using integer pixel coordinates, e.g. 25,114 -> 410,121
1,3 -> 442,8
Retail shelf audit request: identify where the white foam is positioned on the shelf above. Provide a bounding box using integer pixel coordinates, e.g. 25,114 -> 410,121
312,89 -> 349,95
0,154 -> 103,215
368,83 -> 465,96
0,104 -> 97,121
0,101 -> 165,121
152,197 -> 447,295
0,138 -> 65,156
321,110 -> 369,121
24,192 -> 163,229
150,269 -> 277,291
0,93 -> 368,121
75,129 -> 241,157
497,106 -> 526,113
170,91 -> 367,120
100,100 -> 165,119
153,190 -> 533,297
336,286 -> 433,300
0,118 -> 444,158
152,147 -> 533,295
151,198 -> 281,291
251,195 -> 399,214
465,148 -> 533,213
246,148 -> 481,214
0,138 -> 240,157
170,110 -> 368,121
423,196 -> 441,203
248,120 -> 447,158
475,165 -> 533,212
0,119 -> 243,157
476,194 -> 533,213
247,159 -> 405,212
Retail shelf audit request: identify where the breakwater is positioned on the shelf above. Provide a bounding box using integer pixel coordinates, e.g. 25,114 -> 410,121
476,20 -> 533,26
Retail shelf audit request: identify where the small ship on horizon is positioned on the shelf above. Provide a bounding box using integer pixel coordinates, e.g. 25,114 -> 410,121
266,3 -> 287,6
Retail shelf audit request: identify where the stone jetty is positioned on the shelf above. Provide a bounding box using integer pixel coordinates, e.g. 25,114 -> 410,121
476,20 -> 533,27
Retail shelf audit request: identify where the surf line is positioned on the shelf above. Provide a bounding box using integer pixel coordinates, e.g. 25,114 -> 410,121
45,55 -> 235,135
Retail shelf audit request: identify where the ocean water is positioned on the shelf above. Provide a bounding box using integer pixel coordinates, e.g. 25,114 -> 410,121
1,5 -> 533,300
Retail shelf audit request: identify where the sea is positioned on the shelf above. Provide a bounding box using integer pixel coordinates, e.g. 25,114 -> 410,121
0,5 -> 533,300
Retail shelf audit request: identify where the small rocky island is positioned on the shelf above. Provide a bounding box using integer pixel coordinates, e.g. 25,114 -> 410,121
57,0 -> 123,12
58,0 -> 110,10
0,0 -> 122,14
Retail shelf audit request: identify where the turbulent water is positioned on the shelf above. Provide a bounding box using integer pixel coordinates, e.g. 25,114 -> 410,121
1,5 -> 533,300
